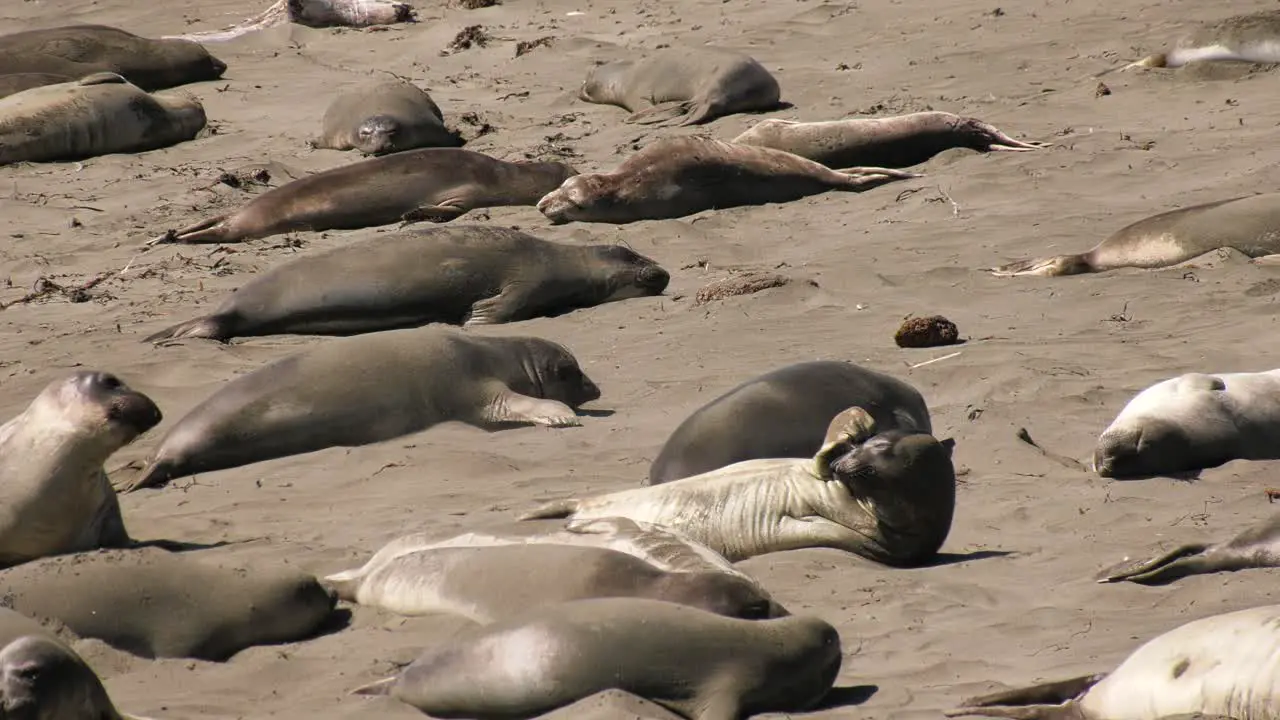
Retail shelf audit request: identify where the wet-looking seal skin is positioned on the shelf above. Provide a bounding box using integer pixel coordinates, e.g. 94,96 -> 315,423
141,225 -> 670,343
1098,513 -> 1280,586
0,72 -> 74,100
537,136 -> 920,225
731,112 -> 1047,169
352,597 -> 842,720
1121,9 -> 1280,71
946,604 -> 1280,720
313,77 -> 463,155
0,73 -> 207,167
164,0 -> 417,43
0,371 -> 161,569
524,406 -> 957,567
0,633 -> 150,720
120,326 -> 600,493
146,148 -> 579,246
1092,369 -> 1280,479
990,193 -> 1280,277
649,360 -> 933,485
579,46 -> 782,126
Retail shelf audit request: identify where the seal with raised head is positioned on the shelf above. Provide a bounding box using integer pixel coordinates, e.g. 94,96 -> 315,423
141,225 -> 670,343
579,46 -> 782,126
1098,513 -> 1280,586
164,0 -> 417,43
947,604 -> 1280,720
649,360 -> 933,485
537,136 -> 919,225
1092,369 -> 1280,479
0,24 -> 226,90
313,77 -> 462,155
120,326 -> 600,492
731,112 -> 1047,169
991,193 -> 1280,277
0,72 -> 73,100
0,627 -> 149,720
352,597 -> 842,719
147,148 -> 579,245
0,72 -> 206,167
0,371 -> 161,569
524,406 -> 957,566
1121,9 -> 1280,71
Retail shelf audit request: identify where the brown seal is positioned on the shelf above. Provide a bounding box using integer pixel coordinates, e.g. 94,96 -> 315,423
0,72 -> 73,100
313,77 -> 463,155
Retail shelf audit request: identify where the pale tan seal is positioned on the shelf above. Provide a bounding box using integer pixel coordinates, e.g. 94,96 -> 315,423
0,72 -> 73,100
1122,10 -> 1280,71
120,326 -> 600,492
147,148 -> 579,246
1098,513 -> 1280,586
523,407 -> 957,566
0,371 -> 161,569
579,46 -> 782,126
0,24 -> 226,90
990,193 -> 1280,277
537,136 -> 919,224
313,77 -> 462,155
353,597 -> 842,719
165,0 -> 417,43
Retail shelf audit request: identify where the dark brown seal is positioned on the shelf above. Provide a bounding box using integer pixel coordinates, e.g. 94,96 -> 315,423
0,72 -> 73,100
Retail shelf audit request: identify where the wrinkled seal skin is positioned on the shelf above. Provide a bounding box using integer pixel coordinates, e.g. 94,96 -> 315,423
0,371 -> 162,569
649,360 -> 933,485
353,597 -> 842,720
580,46 -> 782,126
1124,9 -> 1280,70
0,73 -> 207,167
1099,513 -> 1280,586
0,72 -> 73,100
314,78 -> 462,155
0,626 -> 143,720
121,327 -> 600,492
141,225 -> 670,343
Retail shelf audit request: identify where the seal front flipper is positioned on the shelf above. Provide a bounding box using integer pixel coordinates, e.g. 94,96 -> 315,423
462,287 -> 525,327
624,101 -> 694,126
483,391 -> 582,428
399,204 -> 467,226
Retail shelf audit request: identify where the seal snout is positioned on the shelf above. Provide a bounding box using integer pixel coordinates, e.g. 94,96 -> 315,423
82,372 -> 162,435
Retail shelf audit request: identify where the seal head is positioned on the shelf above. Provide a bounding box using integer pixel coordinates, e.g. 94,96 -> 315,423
0,635 -> 127,720
538,175 -> 613,225
593,244 -> 671,300
73,371 -> 164,446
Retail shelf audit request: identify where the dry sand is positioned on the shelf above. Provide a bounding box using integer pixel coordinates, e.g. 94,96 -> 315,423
4,0 -> 1280,717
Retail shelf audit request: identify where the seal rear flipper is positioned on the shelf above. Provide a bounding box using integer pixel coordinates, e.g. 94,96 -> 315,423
988,255 -> 1090,278
111,459 -> 174,494
1095,543 -> 1213,585
144,216 -> 231,247
946,673 -> 1104,719
142,314 -> 231,343
624,101 -> 694,126
519,498 -> 582,520
319,569 -> 363,602
351,676 -> 397,696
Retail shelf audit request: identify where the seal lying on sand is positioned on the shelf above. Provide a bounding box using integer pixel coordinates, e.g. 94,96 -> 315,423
353,597 -> 842,719
141,225 -> 669,343
537,136 -> 919,224
165,0 -> 416,43
120,327 -> 600,492
649,360 -> 933,485
579,46 -> 782,126
1093,369 -> 1280,479
0,73 -> 206,167
1098,513 -> 1280,586
148,148 -> 578,245
313,78 -> 462,155
947,604 -> 1280,720
0,371 -> 161,569
0,547 -> 336,661
0,72 -> 73,100
732,112 -> 1047,169
524,407 -> 957,566
990,193 -> 1280,277
1123,9 -> 1280,71
0,24 -> 226,90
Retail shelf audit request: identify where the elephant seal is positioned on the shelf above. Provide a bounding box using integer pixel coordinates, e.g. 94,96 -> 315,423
0,24 -> 226,91
731,112 -> 1047,169
947,604 -> 1280,720
579,46 -> 782,126
1098,513 -> 1280,585
1123,10 -> 1280,71
0,72 -> 73,100
537,136 -> 919,224
353,597 -> 842,719
0,631 -> 148,720
0,371 -> 161,569
314,78 -> 462,155
524,407 -> 957,566
649,360 -> 933,485
141,225 -> 670,343
991,193 -> 1280,277
165,0 -> 416,43
148,148 -> 579,246
120,327 -> 600,492
0,72 -> 206,167
0,546 -> 336,661
1093,369 -> 1280,479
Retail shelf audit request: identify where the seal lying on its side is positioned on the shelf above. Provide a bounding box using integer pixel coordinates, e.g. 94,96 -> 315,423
120,327 -> 600,492
1092,368 -> 1280,479
1098,513 -> 1280,585
537,136 -> 919,225
164,0 -> 416,43
0,72 -> 73,100
524,407 -> 957,566
353,597 -> 842,719
0,24 -> 226,90
313,78 -> 462,155
141,225 -> 670,342
1123,9 -> 1280,71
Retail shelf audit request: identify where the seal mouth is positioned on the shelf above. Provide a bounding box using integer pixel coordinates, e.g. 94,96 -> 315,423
108,394 -> 163,436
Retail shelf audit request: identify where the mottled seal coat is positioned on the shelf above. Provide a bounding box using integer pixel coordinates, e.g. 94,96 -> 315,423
524,407 -> 957,566
991,193 -> 1280,277
947,605 -> 1280,720
0,73 -> 206,167
1124,10 -> 1280,70
121,327 -> 600,492
1092,369 -> 1280,479
142,225 -> 670,343
148,148 -> 579,245
1099,513 -> 1280,586
0,547 -> 336,661
579,46 -> 782,126
537,136 -> 919,224
649,360 -> 933,485
353,597 -> 842,720
732,112 -> 1047,169
0,72 -> 73,100
166,0 -> 417,43
314,78 -> 462,155
0,24 -> 226,91
0,371 -> 161,569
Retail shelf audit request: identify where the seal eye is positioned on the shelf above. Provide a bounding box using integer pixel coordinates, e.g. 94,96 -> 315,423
97,374 -> 122,391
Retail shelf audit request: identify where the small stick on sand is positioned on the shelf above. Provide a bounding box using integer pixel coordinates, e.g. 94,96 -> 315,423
908,351 -> 962,369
